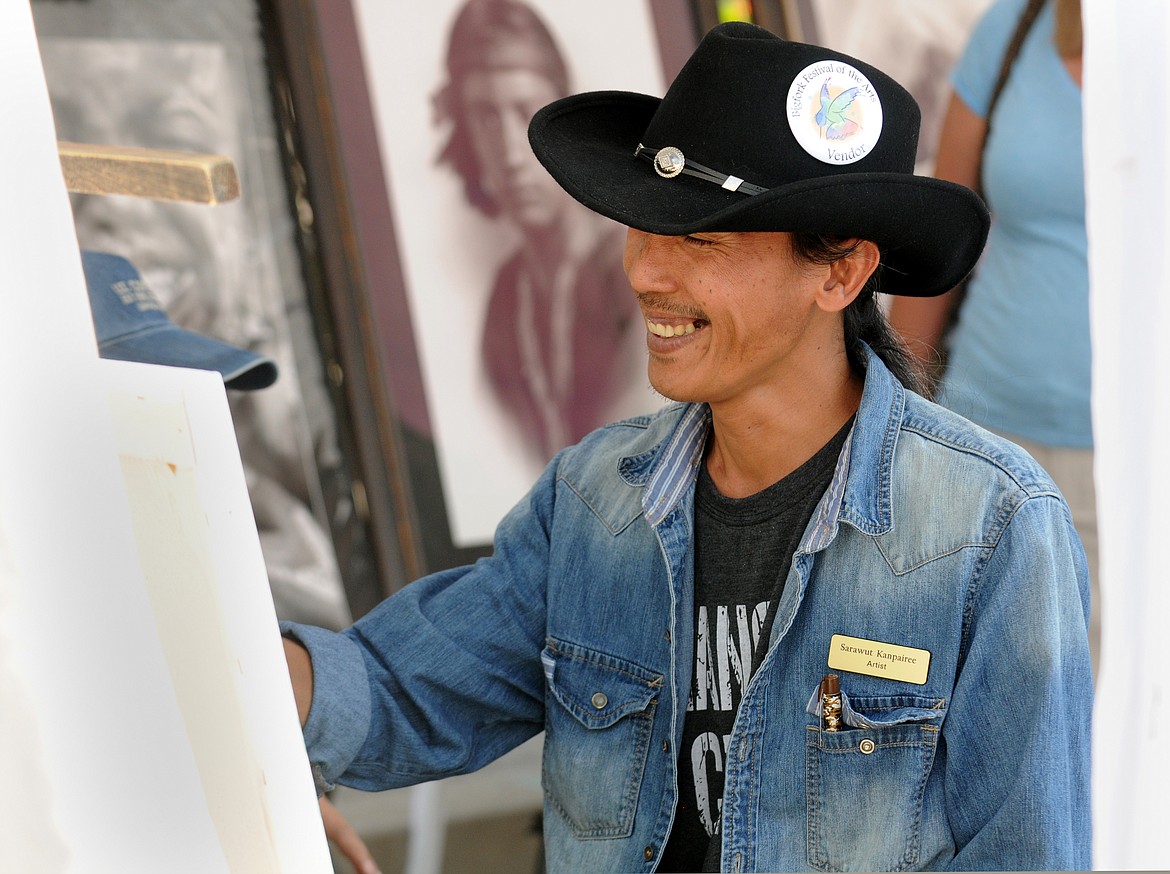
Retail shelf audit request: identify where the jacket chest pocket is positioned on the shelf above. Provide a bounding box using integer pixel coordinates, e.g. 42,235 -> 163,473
541,640 -> 663,839
806,693 -> 944,872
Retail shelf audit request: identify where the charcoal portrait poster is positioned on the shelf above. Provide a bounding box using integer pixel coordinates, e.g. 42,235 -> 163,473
351,0 -> 672,548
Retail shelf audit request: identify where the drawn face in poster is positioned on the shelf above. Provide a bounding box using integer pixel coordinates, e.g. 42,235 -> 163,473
38,35 -> 352,629
354,0 -> 667,546
434,0 -> 652,461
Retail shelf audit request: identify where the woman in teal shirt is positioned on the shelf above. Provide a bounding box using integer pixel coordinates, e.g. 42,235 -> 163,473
889,0 -> 1097,666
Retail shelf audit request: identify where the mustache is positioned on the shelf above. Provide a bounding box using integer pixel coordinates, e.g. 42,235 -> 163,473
636,293 -> 708,322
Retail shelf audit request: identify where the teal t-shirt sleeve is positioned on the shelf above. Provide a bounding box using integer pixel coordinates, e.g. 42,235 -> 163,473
952,0 -> 1031,118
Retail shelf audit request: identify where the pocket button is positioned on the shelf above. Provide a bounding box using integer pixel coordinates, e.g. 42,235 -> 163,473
859,738 -> 876,755
591,692 -> 608,709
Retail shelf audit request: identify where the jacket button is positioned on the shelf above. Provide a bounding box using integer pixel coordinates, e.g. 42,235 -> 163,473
859,738 -> 876,754
644,845 -> 654,861
591,692 -> 608,709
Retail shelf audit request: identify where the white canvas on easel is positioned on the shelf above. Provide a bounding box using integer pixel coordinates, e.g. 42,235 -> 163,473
0,2 -> 331,870
105,359 -> 335,872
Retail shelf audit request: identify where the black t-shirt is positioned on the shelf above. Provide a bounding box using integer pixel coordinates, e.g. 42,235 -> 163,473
658,420 -> 851,873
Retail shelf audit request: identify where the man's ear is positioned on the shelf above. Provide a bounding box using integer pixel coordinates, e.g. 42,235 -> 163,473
817,239 -> 880,313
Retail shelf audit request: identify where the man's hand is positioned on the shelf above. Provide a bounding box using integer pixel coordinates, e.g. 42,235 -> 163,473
321,795 -> 381,874
284,641 -> 376,870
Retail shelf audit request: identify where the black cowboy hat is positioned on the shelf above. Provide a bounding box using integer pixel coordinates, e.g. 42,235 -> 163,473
528,21 -> 989,297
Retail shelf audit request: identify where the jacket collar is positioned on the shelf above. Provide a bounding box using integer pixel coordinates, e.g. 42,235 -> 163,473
811,346 -> 903,546
635,345 -> 904,538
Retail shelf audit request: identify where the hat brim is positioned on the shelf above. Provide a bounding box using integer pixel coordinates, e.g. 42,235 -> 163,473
530,91 -> 989,297
98,323 -> 278,391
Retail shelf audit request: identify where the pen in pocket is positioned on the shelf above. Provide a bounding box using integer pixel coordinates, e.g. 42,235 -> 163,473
820,673 -> 842,732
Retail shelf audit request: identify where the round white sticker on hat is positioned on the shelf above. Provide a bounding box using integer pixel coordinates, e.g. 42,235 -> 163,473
787,60 -> 883,165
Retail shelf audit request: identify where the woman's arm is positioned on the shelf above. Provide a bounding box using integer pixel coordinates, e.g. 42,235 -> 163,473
887,92 -> 988,369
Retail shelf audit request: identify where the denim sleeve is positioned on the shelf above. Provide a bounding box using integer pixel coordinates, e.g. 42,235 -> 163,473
281,455 -> 560,793
944,493 -> 1093,870
279,621 -> 372,794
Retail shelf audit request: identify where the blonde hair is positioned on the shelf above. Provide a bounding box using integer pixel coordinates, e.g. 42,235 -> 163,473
1054,0 -> 1082,58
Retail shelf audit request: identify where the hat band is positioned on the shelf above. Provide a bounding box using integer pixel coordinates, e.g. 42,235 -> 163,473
634,144 -> 768,196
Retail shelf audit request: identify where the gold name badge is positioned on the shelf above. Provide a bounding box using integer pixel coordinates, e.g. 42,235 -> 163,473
827,634 -> 931,685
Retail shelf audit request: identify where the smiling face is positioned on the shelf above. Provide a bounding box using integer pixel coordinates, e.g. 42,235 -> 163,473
624,229 -> 848,408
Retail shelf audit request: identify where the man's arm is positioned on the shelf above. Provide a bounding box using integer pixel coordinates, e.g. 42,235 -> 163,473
284,637 -> 381,873
283,637 -> 313,727
944,494 -> 1093,870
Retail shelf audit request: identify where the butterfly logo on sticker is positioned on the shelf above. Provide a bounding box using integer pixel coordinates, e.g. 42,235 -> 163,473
814,81 -> 861,141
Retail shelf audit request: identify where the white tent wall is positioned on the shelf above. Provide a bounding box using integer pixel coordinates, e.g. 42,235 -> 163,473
0,2 -> 331,871
1085,0 -> 1170,870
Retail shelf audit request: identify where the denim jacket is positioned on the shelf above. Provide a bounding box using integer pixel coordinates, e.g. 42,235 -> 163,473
284,348 -> 1092,872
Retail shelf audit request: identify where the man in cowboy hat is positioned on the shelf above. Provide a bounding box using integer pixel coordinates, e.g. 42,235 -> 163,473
283,22 -> 1091,872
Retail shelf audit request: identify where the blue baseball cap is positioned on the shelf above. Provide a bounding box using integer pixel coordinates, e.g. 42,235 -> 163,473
82,250 -> 278,391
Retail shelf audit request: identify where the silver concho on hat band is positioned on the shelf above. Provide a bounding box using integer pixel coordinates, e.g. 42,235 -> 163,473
633,144 -> 769,196
652,146 -> 686,178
